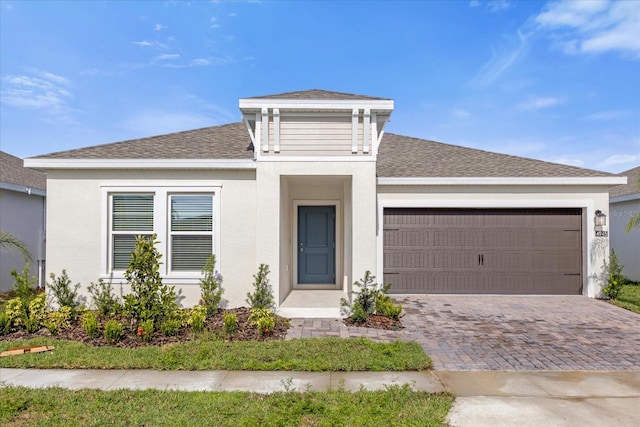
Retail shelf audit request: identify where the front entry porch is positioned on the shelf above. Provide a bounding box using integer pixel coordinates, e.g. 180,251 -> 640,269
278,290 -> 346,318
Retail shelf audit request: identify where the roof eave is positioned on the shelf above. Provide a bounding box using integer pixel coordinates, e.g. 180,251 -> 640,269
24,158 -> 256,171
377,177 -> 627,186
239,98 -> 394,112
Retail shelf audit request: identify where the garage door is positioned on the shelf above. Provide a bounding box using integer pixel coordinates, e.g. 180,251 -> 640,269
383,208 -> 582,294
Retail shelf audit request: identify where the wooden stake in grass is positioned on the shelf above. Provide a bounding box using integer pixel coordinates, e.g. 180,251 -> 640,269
1,345 -> 55,357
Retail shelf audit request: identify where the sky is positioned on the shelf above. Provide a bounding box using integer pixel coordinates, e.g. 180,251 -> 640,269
0,0 -> 639,173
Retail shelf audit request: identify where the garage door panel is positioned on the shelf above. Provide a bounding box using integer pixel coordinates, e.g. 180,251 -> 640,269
383,208 -> 582,295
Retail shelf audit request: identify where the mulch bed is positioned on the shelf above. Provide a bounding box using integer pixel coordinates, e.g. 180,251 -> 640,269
343,313 -> 404,330
0,307 -> 290,348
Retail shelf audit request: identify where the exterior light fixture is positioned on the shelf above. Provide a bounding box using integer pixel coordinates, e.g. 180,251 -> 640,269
595,210 -> 607,227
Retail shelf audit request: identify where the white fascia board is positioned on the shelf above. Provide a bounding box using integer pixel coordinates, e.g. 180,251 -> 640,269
239,98 -> 394,112
257,155 -> 375,162
376,176 -> 628,186
0,181 -> 46,196
23,158 -> 257,170
611,193 -> 640,203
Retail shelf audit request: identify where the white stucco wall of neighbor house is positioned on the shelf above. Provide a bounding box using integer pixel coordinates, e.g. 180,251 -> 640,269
610,198 -> 640,282
256,161 -> 377,305
0,189 -> 46,291
44,169 -> 257,308
376,184 -> 612,298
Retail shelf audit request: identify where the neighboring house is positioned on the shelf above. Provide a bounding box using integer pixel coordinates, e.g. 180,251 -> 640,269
610,166 -> 640,282
25,90 -> 625,316
0,151 -> 46,292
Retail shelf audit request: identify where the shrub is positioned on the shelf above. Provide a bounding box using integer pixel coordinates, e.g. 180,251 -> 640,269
341,271 -> 402,323
25,293 -> 48,333
0,312 -> 11,335
104,319 -> 124,344
81,311 -> 100,338
10,263 -> 38,306
88,276 -> 121,317
47,270 -> 83,317
42,306 -> 72,336
200,254 -> 223,316
246,264 -> 275,311
160,318 -> 181,336
123,234 -> 177,323
602,249 -> 626,299
137,319 -> 154,342
188,305 -> 207,333
249,308 -> 276,336
223,312 -> 238,335
4,297 -> 26,329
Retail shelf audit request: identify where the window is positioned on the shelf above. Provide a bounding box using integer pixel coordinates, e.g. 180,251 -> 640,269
170,195 -> 213,271
106,187 -> 218,276
111,194 -> 154,270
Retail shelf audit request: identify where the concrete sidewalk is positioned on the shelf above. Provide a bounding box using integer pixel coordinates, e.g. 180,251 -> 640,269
2,369 -> 639,426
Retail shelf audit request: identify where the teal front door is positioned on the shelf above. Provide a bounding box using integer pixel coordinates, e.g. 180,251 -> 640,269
298,206 -> 335,284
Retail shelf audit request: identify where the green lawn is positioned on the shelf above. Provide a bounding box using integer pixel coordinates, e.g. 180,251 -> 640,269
0,336 -> 431,371
0,385 -> 453,427
610,284 -> 640,314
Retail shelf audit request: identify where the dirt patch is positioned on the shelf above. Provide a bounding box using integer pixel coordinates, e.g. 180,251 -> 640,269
0,307 -> 290,348
343,314 -> 403,330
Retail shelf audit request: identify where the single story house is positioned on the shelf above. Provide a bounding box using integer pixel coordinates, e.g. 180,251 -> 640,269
25,90 -> 626,316
610,166 -> 640,282
0,151 -> 47,291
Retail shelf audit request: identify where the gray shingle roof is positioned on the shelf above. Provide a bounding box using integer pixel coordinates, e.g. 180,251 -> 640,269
610,166 -> 640,197
247,89 -> 391,101
32,122 -> 254,160
377,133 -> 613,178
0,151 -> 46,190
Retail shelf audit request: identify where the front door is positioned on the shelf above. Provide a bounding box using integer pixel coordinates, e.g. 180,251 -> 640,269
298,205 -> 335,284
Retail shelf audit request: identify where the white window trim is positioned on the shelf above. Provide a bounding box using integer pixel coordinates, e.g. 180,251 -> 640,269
101,185 -> 221,282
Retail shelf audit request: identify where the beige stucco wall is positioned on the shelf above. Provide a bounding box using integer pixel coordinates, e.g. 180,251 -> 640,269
376,184 -> 612,297
45,169 -> 257,308
610,198 -> 640,281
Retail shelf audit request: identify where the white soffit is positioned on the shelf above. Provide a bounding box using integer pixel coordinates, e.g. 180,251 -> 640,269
239,98 -> 394,112
23,158 -> 257,170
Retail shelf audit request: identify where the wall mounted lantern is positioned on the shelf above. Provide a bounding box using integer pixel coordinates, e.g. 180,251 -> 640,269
595,210 -> 607,227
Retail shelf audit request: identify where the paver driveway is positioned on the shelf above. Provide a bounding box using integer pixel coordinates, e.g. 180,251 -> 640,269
395,295 -> 640,371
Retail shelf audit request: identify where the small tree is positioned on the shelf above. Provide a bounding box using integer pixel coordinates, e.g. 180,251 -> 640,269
246,264 -> 275,311
123,234 -> 177,323
10,263 -> 38,307
48,270 -> 83,318
341,271 -> 402,323
602,249 -> 626,299
200,254 -> 223,316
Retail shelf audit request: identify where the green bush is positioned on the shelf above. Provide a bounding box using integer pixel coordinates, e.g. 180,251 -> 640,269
137,319 -> 154,342
42,306 -> 72,336
160,319 -> 181,336
47,270 -> 83,318
223,312 -> 238,335
4,297 -> 26,329
88,276 -> 121,317
81,311 -> 100,338
249,308 -> 276,336
123,234 -> 177,323
200,254 -> 223,316
246,264 -> 275,311
10,263 -> 38,306
341,271 -> 402,323
188,306 -> 207,333
0,312 -> 11,335
602,249 -> 626,299
104,319 -> 124,344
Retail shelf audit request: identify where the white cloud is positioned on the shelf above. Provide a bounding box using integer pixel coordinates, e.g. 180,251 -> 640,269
133,41 -> 153,47
453,109 -> 472,119
154,53 -> 180,61
210,16 -> 220,28
132,40 -> 168,49
583,110 -> 629,120
552,158 -> 585,167
487,1 -> 511,12
0,70 -> 77,124
535,0 -> 640,59
228,12 -> 238,17
469,0 -> 480,7
518,96 -> 563,110
468,30 -> 530,88
154,24 -> 167,31
598,153 -> 639,167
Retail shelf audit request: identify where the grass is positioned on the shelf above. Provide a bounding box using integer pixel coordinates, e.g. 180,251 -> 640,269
609,284 -> 640,314
0,336 -> 431,371
0,385 -> 453,426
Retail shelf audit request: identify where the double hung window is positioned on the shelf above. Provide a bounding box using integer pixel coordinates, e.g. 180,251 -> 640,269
106,188 -> 217,276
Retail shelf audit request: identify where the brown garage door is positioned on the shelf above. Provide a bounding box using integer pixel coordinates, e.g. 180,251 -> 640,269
383,208 -> 582,294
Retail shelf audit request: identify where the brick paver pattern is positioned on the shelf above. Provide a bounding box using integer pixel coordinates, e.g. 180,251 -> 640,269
287,296 -> 640,371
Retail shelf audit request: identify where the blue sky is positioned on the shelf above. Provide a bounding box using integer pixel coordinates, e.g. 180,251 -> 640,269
1,0 -> 638,173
